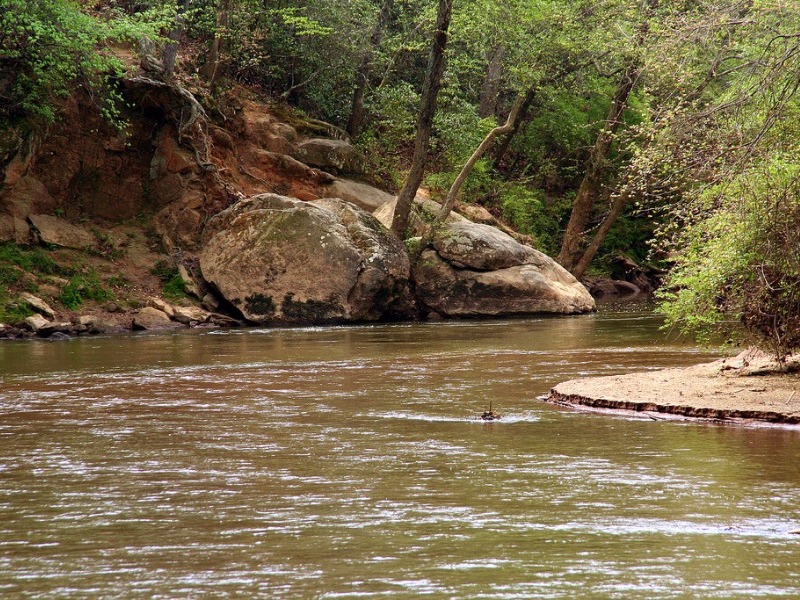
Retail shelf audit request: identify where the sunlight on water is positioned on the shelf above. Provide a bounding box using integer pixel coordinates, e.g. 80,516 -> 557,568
1,305 -> 800,597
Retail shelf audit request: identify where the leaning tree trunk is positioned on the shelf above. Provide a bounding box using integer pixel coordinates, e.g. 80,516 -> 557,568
390,0 -> 452,237
557,0 -> 658,273
411,94 -> 526,263
571,187 -> 633,279
557,63 -> 640,271
492,88 -> 535,170
346,0 -> 393,138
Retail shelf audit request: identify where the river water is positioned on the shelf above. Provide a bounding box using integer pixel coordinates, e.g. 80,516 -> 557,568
1,304 -> 799,598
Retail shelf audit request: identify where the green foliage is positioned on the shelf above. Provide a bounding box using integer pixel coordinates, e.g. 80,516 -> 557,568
498,184 -> 570,254
0,243 -> 61,275
149,259 -> 176,281
162,275 -> 188,301
150,259 -> 187,300
0,243 -> 68,322
58,270 -> 114,309
106,274 -> 131,289
0,264 -> 21,287
657,158 -> 800,356
0,0 -> 162,125
216,0 -> 377,121
0,299 -> 33,324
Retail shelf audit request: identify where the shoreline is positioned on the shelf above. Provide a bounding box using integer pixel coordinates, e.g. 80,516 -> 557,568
547,350 -> 800,427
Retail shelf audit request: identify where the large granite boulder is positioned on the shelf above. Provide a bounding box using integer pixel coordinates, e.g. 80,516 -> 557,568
414,220 -> 594,317
292,138 -> 364,174
199,194 -> 411,324
375,197 -> 594,317
323,179 -> 394,212
29,214 -> 96,249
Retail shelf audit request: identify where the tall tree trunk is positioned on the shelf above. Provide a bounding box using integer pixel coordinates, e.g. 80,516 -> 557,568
479,44 -> 505,118
556,63 -> 640,270
162,0 -> 189,79
390,0 -> 452,237
571,187 -> 632,279
557,0 -> 658,273
411,94 -> 526,263
201,0 -> 231,85
347,0 -> 393,139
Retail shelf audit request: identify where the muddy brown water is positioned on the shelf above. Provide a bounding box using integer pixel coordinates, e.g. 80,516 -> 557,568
2,303 -> 800,598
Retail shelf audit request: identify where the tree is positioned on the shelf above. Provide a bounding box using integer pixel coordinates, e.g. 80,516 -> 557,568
655,2 -> 800,358
556,0 -> 658,272
346,0 -> 393,138
200,0 -> 232,84
390,0 -> 452,237
412,93 -> 527,261
0,0 -> 161,125
556,63 -> 642,271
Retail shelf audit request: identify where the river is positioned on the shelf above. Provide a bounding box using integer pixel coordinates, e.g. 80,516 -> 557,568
1,303 -> 799,598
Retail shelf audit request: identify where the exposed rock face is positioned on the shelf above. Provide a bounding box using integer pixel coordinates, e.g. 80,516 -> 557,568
0,214 -> 30,244
374,196 -> 466,231
172,306 -> 210,324
376,197 -> 594,317
76,314 -> 123,334
22,314 -> 49,332
3,175 -> 57,218
584,277 -> 641,298
292,138 -> 364,174
431,221 -> 541,270
412,220 -> 594,317
132,307 -> 179,330
28,214 -> 95,249
19,292 -> 56,320
199,194 -> 411,324
324,179 -> 394,212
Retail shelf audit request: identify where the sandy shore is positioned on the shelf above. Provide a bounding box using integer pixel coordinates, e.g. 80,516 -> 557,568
548,349 -> 800,426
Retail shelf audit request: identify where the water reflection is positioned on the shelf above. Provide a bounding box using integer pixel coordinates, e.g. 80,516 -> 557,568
1,306 -> 799,597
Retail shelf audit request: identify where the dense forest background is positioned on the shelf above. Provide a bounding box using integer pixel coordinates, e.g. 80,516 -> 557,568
1,0 -> 798,356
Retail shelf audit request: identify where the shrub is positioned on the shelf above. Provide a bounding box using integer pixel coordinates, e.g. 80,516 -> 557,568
162,275 -> 188,301
58,270 -> 114,309
0,243 -> 60,275
657,158 -> 800,357
150,260 -> 187,300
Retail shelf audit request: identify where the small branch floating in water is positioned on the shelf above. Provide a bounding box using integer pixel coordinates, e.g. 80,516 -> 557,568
480,401 -> 502,421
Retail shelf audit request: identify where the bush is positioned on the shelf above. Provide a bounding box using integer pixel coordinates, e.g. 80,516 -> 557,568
162,274 -> 187,301
58,270 -> 114,309
0,0 -> 164,125
0,243 -> 60,275
150,259 -> 187,300
499,184 -> 570,254
657,158 -> 800,357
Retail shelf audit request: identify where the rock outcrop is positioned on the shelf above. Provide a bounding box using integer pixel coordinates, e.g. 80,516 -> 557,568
28,214 -> 96,249
323,179 -> 394,212
199,194 -> 411,324
414,247 -> 595,317
292,138 -> 364,174
132,307 -> 181,330
376,197 -> 594,317
0,72 -> 595,332
18,293 -> 56,320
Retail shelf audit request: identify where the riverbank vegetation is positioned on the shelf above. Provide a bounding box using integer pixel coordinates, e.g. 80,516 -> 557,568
0,0 -> 798,356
